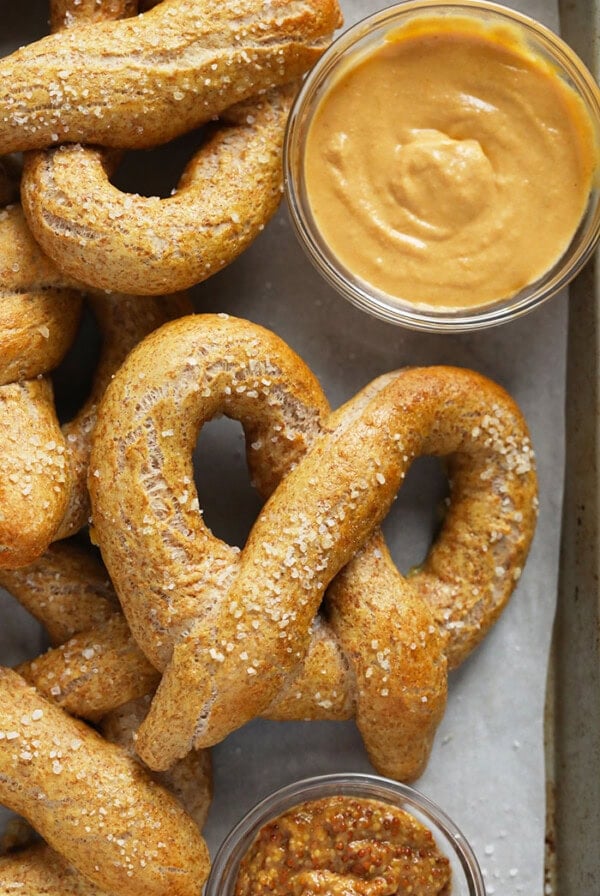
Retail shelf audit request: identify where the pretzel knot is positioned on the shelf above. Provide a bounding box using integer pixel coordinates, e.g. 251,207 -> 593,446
89,315 -> 538,780
0,0 -> 345,294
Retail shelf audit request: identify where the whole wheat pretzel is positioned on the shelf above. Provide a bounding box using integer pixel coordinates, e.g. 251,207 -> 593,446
11,0 -> 342,294
0,202 -> 81,568
0,669 -> 209,896
0,0 -> 340,153
23,87 -> 299,294
21,0 -> 297,294
0,543 -> 210,823
0,199 -> 191,567
88,314 -> 537,778
0,541 -> 212,891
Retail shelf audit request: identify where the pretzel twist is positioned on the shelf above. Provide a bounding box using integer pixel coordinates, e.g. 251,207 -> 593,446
88,315 -> 537,779
5,0 -> 341,293
23,87 -> 297,294
0,669 -> 209,896
0,202 -> 191,567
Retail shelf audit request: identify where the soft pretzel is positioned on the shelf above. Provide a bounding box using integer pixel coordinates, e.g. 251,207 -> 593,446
17,0 -> 340,294
23,86 -> 297,294
0,543 -> 212,890
0,541 -> 117,647
0,201 -> 191,567
88,315 -> 537,778
0,0 -> 341,153
0,668 -> 209,896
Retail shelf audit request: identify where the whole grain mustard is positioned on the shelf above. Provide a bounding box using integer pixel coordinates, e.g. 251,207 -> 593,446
234,796 -> 451,895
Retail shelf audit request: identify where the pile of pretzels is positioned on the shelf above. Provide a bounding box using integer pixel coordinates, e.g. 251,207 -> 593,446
0,1 -> 538,894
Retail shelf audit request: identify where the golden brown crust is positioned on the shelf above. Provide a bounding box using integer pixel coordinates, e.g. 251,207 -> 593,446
0,668 -> 210,896
23,87 -> 295,294
0,844 -> 107,895
0,380 -> 70,569
51,0 -> 138,31
18,613 -> 160,723
0,541 -> 117,646
89,315 -> 537,779
0,206 -> 82,387
100,697 -> 212,831
56,292 -> 193,539
0,0 -> 341,154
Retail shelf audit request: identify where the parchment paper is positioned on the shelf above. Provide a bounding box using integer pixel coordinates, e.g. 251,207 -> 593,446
0,1 -> 568,893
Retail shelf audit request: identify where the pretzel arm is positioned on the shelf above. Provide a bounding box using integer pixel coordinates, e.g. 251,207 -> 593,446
0,0 -> 341,153
0,541 -> 117,646
0,669 -> 209,896
23,88 -> 295,294
0,381 -> 70,569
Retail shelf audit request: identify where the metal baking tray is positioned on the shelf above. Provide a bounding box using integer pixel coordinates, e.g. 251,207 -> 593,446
547,3 -> 600,892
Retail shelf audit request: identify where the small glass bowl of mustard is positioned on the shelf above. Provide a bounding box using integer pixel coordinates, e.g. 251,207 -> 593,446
284,0 -> 600,332
204,773 -> 486,895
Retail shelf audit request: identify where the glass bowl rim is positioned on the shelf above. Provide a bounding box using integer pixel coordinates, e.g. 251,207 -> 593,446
283,0 -> 600,333
204,772 -> 487,895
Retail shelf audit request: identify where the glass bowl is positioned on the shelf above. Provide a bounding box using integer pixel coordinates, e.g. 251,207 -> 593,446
284,0 -> 600,332
204,773 -> 486,895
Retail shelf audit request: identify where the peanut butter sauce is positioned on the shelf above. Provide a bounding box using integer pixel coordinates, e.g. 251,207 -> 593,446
304,16 -> 598,309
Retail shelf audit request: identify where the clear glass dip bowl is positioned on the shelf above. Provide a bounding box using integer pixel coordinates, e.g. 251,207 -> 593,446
284,0 -> 600,332
204,773 -> 486,895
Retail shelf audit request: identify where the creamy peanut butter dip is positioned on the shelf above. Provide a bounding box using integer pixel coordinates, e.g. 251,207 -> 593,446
304,15 -> 598,309
234,796 -> 451,895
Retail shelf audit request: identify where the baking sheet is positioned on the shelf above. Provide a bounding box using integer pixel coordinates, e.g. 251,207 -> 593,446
0,1 -> 571,893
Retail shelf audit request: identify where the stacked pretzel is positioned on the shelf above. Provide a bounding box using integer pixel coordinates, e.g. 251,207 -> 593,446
0,1 -> 538,893
0,0 -> 344,890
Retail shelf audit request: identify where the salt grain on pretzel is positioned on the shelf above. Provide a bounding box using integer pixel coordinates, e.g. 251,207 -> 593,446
88,315 -> 537,778
0,668 -> 209,896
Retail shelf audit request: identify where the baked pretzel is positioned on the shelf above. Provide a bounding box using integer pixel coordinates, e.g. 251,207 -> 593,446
18,0 -> 341,295
1,0 -> 340,153
0,669 -> 209,896
0,203 -> 81,568
23,86 -> 298,294
0,200 -> 191,567
88,315 -> 537,778
0,542 -> 212,890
